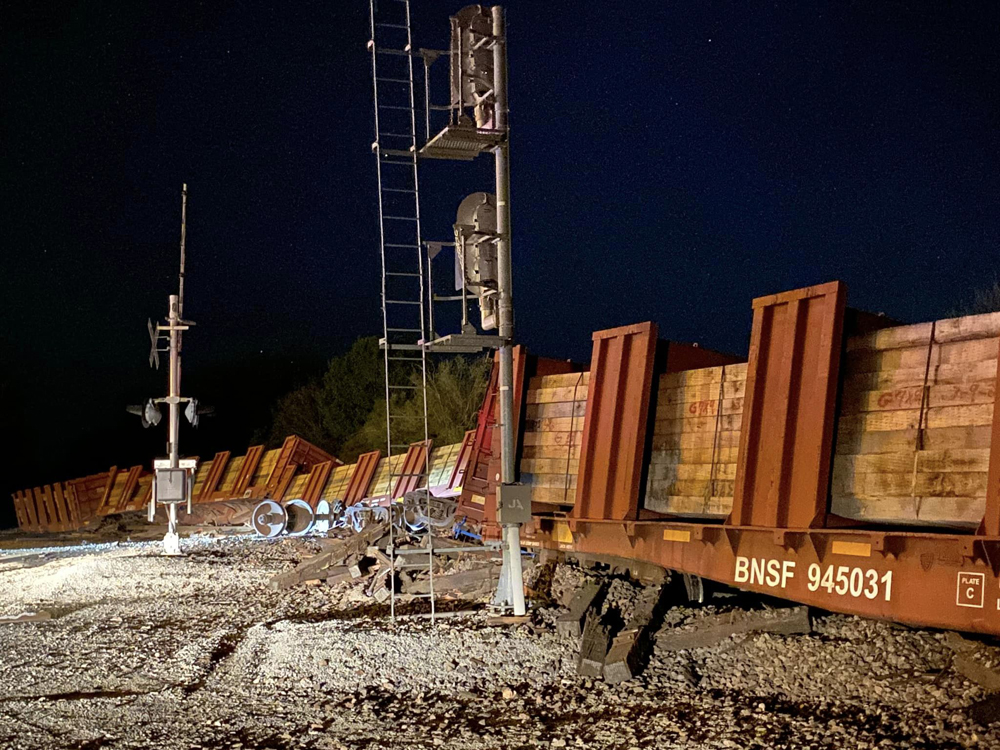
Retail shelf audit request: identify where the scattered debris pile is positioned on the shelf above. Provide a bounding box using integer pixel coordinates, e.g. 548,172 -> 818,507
267,524 -> 502,609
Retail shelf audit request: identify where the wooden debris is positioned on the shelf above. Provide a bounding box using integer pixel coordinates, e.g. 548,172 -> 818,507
578,611 -> 611,677
656,606 -> 811,651
603,586 -> 662,683
487,614 -> 531,626
268,524 -> 387,590
944,631 -> 1000,691
644,363 -> 746,519
522,372 -> 588,507
555,581 -> 603,638
833,315 -> 999,528
402,566 -> 496,596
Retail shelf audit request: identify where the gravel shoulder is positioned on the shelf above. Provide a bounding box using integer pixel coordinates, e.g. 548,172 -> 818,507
0,534 -> 998,750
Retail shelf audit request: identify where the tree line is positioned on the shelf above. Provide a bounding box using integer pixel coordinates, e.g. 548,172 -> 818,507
257,337 -> 491,462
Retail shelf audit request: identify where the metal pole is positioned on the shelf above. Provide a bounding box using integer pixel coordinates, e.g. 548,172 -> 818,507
492,5 -> 525,616
164,293 -> 182,554
178,184 -> 187,317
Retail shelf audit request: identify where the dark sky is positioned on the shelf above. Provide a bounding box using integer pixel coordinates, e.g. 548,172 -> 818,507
2,1 -> 998,524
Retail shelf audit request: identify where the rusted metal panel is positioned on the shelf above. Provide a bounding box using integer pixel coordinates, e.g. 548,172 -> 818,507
524,518 -> 1000,637
265,437 -> 300,495
115,466 -> 143,514
48,485 -> 69,530
199,451 -> 231,503
572,322 -> 659,522
40,486 -> 60,530
53,484 -> 73,528
344,450 -> 382,506
232,446 -> 264,498
447,430 -> 477,494
96,467 -> 119,516
19,490 -> 39,530
301,460 -> 335,509
66,472 -> 113,520
463,352 -> 502,501
392,440 -> 432,500
731,281 -> 846,529
11,492 -> 29,530
65,485 -> 83,526
260,436 -> 339,499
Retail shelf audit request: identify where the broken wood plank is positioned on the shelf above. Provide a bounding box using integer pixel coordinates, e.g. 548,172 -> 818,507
402,566 -> 496,596
556,581 -> 603,638
578,610 -> 611,678
655,607 -> 811,651
604,587 -> 662,683
659,363 -> 748,388
268,524 -> 387,590
847,312 -> 1000,353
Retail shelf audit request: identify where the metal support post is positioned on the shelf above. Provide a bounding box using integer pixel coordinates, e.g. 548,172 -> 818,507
491,5 -> 525,616
163,293 -> 182,555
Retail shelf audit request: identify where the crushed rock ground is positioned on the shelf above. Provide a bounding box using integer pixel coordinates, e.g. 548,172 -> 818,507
0,534 -> 999,749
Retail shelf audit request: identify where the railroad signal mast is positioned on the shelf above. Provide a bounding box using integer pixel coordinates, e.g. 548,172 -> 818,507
368,3 -> 526,615
128,184 -> 204,555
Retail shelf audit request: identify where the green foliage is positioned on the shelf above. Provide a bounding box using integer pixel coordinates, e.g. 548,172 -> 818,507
265,337 -> 383,458
957,279 -> 1000,316
264,338 -> 490,463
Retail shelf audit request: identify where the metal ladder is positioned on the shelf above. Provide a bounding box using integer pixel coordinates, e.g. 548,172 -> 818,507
368,0 -> 436,622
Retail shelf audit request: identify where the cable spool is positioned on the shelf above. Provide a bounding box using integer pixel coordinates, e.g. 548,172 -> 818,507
284,499 -> 315,536
252,499 -> 286,538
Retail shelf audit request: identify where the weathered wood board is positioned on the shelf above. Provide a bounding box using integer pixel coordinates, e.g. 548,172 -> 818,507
832,313 -> 999,527
522,373 -> 588,508
644,363 -> 746,519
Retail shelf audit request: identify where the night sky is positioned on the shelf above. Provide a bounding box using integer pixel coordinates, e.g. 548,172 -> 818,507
3,2 -> 998,526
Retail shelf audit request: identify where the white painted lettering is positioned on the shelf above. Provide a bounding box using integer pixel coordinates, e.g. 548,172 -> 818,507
734,556 -> 749,583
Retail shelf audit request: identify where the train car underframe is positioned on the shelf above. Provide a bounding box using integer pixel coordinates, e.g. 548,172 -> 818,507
525,516 -> 1000,637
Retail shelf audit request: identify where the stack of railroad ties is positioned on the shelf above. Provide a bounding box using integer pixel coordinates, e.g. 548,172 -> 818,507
11,280 -> 1000,637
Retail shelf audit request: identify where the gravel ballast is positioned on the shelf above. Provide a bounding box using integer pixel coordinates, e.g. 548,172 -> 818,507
0,535 -> 998,749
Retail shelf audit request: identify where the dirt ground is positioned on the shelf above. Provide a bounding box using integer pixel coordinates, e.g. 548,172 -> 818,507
0,533 -> 998,750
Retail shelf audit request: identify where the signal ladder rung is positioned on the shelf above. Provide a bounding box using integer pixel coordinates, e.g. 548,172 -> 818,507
384,243 -> 419,248
378,104 -> 413,111
372,46 -> 412,57
386,299 -> 420,306
386,327 -> 422,333
388,385 -> 419,391
384,215 -> 418,221
376,76 -> 411,83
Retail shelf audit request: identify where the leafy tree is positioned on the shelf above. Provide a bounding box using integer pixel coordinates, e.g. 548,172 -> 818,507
264,337 -> 490,462
265,337 -> 383,457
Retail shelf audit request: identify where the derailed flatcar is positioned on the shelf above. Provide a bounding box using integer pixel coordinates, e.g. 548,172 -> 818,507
464,280 -> 1000,636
